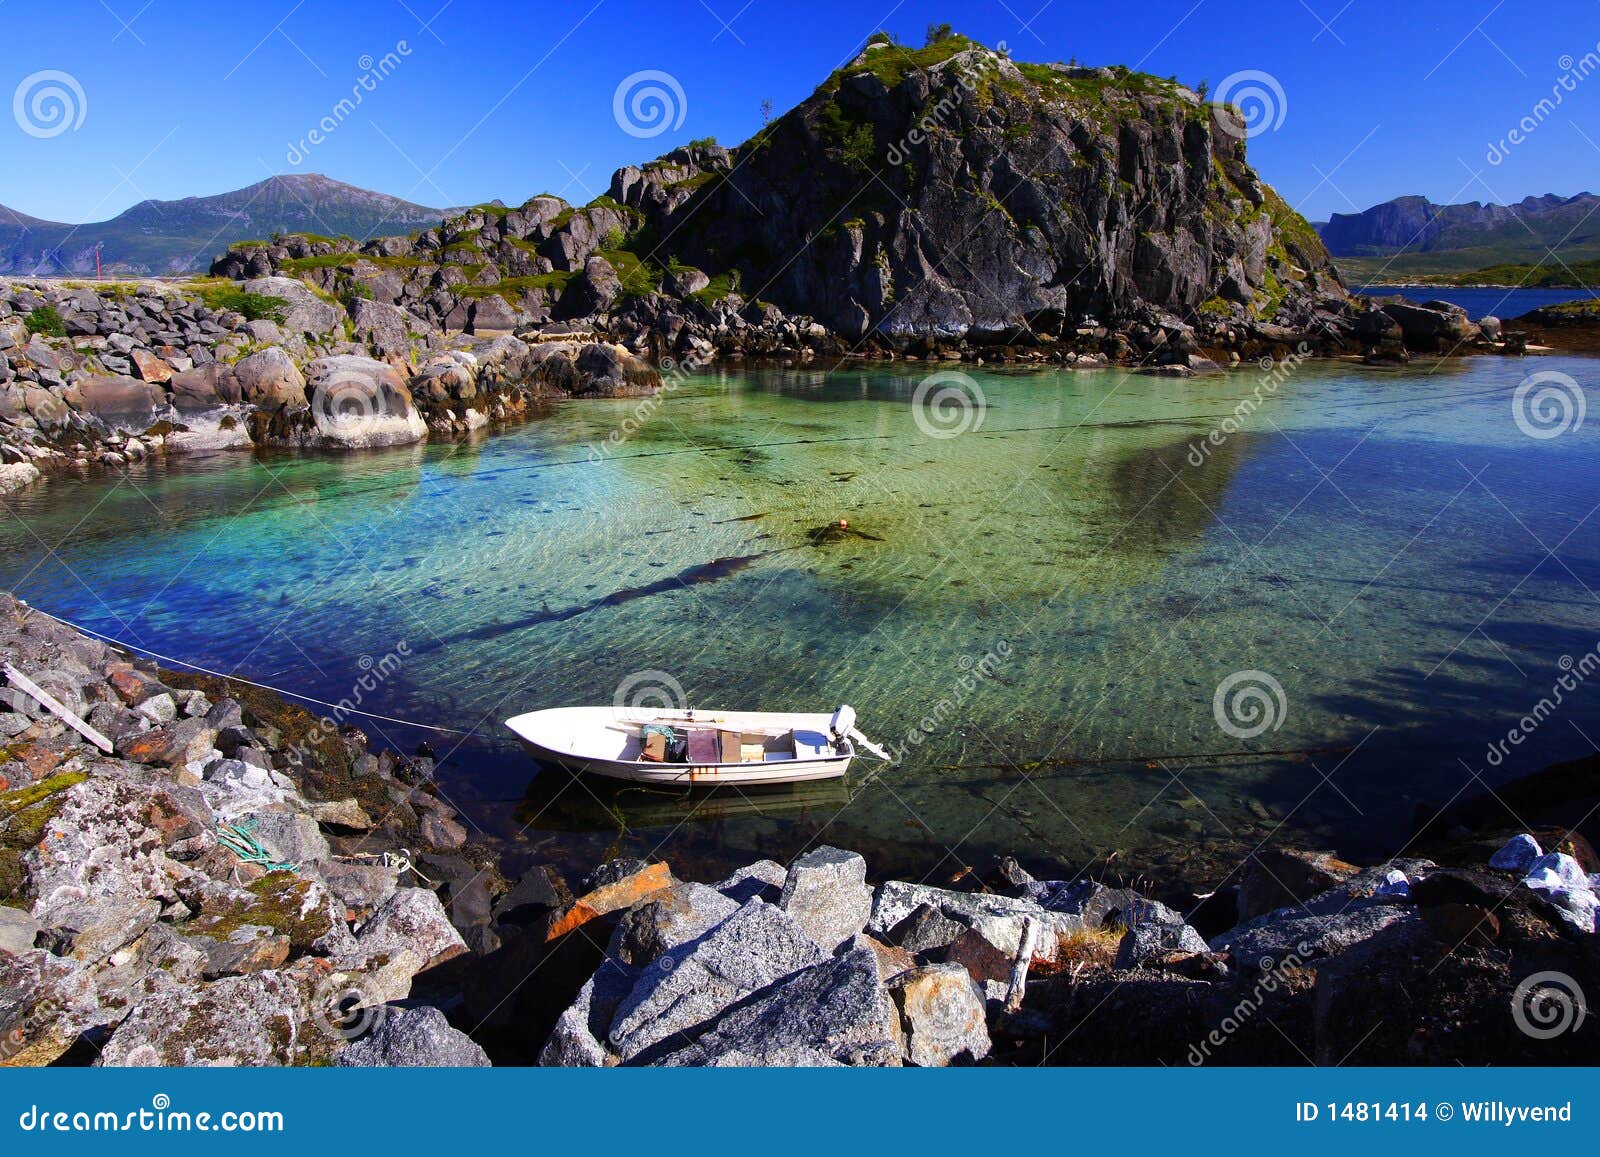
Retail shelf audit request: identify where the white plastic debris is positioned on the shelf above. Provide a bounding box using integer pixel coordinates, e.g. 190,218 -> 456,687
1488,833 -> 1542,873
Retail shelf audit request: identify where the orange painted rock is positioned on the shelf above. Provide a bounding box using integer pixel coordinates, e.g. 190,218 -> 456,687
546,861 -> 673,941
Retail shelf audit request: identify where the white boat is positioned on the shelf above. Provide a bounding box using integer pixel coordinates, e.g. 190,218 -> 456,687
504,703 -> 891,786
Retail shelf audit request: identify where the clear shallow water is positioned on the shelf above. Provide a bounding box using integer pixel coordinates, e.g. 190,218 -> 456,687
2,355 -> 1598,887
1356,285 -> 1596,320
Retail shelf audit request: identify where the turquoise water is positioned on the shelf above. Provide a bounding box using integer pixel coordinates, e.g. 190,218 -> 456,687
2,355 -> 1597,886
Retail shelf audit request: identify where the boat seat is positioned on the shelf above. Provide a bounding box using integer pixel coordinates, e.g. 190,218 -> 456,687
791,729 -> 833,760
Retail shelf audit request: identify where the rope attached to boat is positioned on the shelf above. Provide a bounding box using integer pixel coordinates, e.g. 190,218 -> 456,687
15,604 -> 466,735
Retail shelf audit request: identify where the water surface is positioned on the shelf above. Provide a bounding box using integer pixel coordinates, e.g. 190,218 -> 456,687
1356,284 -> 1596,319
3,355 -> 1597,887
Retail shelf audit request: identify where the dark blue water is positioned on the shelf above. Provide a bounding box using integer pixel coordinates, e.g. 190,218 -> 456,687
1356,285 -> 1596,320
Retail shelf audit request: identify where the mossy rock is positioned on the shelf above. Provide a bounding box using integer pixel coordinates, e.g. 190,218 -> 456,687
0,771 -> 89,904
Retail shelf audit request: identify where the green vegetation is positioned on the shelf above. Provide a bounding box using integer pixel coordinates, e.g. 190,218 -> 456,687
831,32 -> 979,90
1343,258 -> 1600,289
460,272 -> 575,303
669,171 -> 720,193
185,280 -> 289,323
690,271 -> 739,305
597,248 -> 660,297
687,136 -> 719,150
0,771 -> 88,905
23,305 -> 66,337
818,102 -> 877,171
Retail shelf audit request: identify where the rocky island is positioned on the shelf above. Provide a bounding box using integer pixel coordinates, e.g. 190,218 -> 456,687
0,36 -> 1558,497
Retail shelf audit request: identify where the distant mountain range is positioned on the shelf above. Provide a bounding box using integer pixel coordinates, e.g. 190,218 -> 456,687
1314,192 -> 1600,279
0,174 -> 447,277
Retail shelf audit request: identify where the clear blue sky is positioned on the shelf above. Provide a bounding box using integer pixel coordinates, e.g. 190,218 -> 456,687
5,0 -> 1598,224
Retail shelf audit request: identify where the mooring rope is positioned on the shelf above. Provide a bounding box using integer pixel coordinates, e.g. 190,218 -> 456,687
16,604 -> 467,735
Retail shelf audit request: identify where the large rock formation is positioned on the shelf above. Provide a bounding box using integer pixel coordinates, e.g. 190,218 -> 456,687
210,35 -> 1350,362
610,38 -> 1343,343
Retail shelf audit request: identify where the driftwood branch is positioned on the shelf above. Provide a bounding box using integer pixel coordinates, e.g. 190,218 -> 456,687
3,663 -> 113,753
1005,916 -> 1040,1014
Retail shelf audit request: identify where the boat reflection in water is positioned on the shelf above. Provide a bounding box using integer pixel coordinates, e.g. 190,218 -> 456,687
515,760 -> 860,834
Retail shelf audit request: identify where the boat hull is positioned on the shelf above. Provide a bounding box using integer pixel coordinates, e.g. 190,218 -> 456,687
505,706 -> 854,786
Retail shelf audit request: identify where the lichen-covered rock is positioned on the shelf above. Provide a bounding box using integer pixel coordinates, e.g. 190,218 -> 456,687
606,898 -> 826,1061
97,968 -> 336,1066
356,887 -> 467,972
336,1006 -> 489,1067
889,962 -> 990,1066
0,949 -> 102,1066
779,845 -> 872,952
658,946 -> 902,1067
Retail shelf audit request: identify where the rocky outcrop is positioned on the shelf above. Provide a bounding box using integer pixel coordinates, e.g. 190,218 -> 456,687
0,279 -> 664,477
209,35 -> 1358,369
0,591 -> 487,1067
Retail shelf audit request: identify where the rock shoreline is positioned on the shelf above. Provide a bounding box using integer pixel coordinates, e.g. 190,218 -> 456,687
2,594 -> 1596,1067
0,277 -> 660,492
